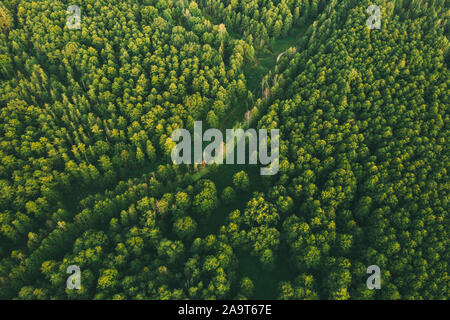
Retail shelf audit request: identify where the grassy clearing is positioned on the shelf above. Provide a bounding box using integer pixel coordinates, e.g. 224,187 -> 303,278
245,27 -> 306,94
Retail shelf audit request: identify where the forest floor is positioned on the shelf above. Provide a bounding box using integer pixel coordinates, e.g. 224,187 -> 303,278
221,26 -> 306,130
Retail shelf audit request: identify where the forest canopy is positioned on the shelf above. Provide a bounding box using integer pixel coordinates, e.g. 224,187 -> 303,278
0,0 -> 448,300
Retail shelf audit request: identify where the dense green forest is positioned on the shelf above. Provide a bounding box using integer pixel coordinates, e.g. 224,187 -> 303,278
0,0 -> 448,299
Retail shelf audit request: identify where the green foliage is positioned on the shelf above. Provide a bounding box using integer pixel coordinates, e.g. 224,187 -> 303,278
193,180 -> 219,217
221,186 -> 236,204
0,0 -> 447,301
232,170 -> 250,191
173,216 -> 197,239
